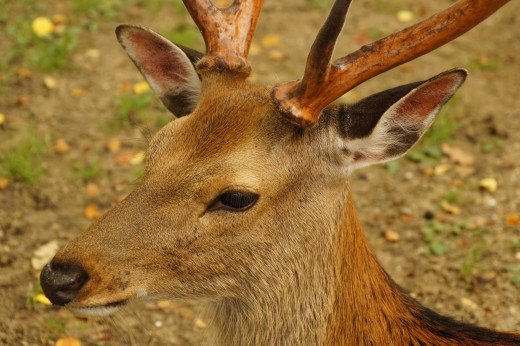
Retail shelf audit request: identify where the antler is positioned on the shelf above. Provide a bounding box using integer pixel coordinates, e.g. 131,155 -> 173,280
272,0 -> 510,128
183,0 -> 264,75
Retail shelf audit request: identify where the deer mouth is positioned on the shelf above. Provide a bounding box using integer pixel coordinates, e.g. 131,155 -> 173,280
68,299 -> 128,317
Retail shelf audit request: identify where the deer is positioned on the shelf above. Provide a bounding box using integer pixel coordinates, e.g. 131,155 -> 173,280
40,0 -> 519,344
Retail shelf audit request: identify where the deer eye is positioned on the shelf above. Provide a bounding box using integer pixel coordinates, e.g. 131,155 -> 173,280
208,191 -> 259,212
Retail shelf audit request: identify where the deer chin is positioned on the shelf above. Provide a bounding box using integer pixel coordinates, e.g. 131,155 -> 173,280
68,299 -> 127,317
67,288 -> 147,317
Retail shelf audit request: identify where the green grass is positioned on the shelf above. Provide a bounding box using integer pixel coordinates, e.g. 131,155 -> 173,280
0,129 -> 50,184
73,160 -> 102,181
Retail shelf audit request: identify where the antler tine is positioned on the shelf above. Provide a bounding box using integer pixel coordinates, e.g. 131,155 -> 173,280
299,0 -> 353,95
273,0 -> 511,128
183,0 -> 264,76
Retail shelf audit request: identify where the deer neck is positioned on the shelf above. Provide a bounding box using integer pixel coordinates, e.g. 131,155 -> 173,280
205,188 -> 509,346
203,187 -> 408,345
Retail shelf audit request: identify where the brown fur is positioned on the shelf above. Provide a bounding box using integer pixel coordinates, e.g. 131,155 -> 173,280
49,72 -> 520,345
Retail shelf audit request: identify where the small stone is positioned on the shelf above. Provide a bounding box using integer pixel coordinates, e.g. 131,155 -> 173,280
154,320 -> 163,328
423,210 -> 435,220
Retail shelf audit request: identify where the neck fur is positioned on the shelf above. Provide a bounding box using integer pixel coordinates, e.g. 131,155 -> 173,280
204,189 -> 519,346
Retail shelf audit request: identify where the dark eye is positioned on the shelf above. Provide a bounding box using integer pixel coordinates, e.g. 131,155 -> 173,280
208,191 -> 259,212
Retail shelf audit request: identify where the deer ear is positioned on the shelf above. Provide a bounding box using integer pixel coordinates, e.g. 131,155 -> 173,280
338,68 -> 467,171
116,25 -> 202,117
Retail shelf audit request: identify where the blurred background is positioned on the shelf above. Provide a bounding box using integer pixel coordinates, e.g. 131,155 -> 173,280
0,0 -> 519,345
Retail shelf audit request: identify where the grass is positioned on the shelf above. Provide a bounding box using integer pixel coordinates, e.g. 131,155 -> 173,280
73,160 -> 102,182
0,128 -> 50,184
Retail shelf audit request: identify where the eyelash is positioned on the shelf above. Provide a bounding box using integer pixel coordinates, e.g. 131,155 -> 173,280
207,190 -> 259,212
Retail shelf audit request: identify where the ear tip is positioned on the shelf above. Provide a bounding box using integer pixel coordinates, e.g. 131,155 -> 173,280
115,25 -> 149,42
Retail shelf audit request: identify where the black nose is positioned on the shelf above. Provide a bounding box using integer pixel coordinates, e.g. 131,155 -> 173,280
40,261 -> 89,306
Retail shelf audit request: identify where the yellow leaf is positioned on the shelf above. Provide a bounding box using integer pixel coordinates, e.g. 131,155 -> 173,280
479,178 -> 498,192
133,81 -> 150,95
35,293 -> 52,305
84,203 -> 101,220
32,17 -> 55,37
71,87 -> 86,97
54,138 -> 70,154
106,138 -> 122,153
130,151 -> 145,165
84,182 -> 101,198
441,200 -> 461,215
261,34 -> 280,48
396,10 -> 414,23
0,113 -> 5,125
506,214 -> 519,227
0,177 -> 9,190
55,336 -> 81,346
43,76 -> 58,89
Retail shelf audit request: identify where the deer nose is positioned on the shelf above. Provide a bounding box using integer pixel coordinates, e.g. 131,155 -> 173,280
40,261 -> 89,306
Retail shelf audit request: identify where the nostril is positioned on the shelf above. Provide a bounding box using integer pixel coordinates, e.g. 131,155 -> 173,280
40,261 -> 89,306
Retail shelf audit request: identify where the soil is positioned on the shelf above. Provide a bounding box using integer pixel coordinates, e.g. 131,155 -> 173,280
1,0 -> 519,345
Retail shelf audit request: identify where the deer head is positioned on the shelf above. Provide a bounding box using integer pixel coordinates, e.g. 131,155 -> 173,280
40,0 -> 514,344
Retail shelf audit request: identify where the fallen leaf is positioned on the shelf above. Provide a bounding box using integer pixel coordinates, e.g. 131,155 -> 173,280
32,16 -> 55,37
0,113 -> 4,125
84,182 -> 101,198
55,336 -> 81,346
54,138 -> 70,154
43,76 -> 58,89
31,240 -> 59,270
85,48 -> 100,61
399,214 -> 413,222
133,81 -> 150,95
84,203 -> 101,220
452,178 -> 465,187
479,178 -> 498,192
156,300 -> 172,311
52,14 -> 68,25
441,143 -> 475,166
506,214 -> 519,227
0,177 -> 9,189
194,318 -> 208,329
261,34 -> 280,48
384,230 -> 400,242
130,151 -> 145,165
115,150 -> 134,165
441,200 -> 461,215
460,297 -> 479,310
249,42 -> 261,56
268,50 -> 286,62
106,138 -> 122,153
34,293 -> 52,306
18,68 -> 33,79
117,82 -> 132,92
71,87 -> 86,97
17,95 -> 30,106
433,164 -> 450,176
396,10 -> 414,23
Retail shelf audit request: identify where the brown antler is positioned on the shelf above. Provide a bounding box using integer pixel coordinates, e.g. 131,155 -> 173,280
272,0 -> 510,128
183,0 -> 264,75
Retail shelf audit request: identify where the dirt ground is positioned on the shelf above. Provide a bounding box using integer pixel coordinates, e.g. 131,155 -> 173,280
0,0 -> 519,345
